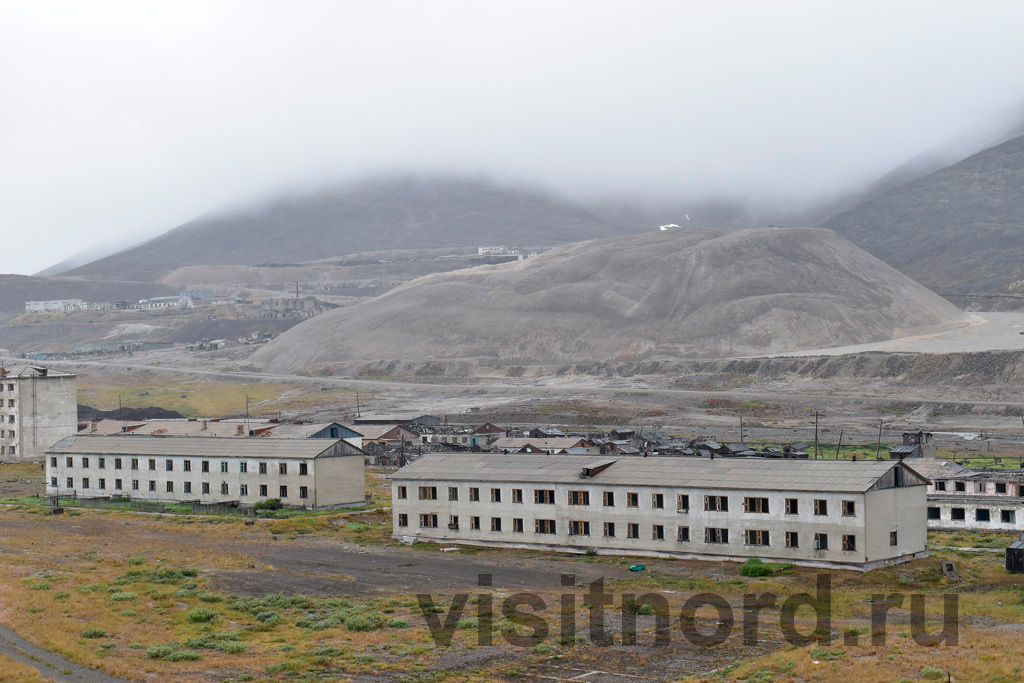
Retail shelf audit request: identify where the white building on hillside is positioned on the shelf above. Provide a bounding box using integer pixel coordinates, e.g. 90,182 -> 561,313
391,454 -> 929,571
0,366 -> 77,462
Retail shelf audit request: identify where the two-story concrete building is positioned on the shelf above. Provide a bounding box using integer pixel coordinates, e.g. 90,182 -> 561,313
46,435 -> 366,510
915,458 -> 1024,533
391,455 -> 929,571
0,365 -> 77,462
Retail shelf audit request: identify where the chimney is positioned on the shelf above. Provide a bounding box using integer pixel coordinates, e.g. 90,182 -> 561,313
236,424 -> 244,436
90,421 -> 97,433
201,420 -> 208,431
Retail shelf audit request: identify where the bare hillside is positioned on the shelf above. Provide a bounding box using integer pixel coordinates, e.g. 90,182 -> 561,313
62,176 -> 624,282
253,228 -> 969,372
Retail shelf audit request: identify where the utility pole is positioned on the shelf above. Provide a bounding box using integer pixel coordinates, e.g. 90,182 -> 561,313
119,394 -> 124,427
835,430 -> 844,459
814,412 -> 820,459
355,391 -> 361,418
245,394 -> 251,429
739,416 -> 744,443
875,418 -> 883,460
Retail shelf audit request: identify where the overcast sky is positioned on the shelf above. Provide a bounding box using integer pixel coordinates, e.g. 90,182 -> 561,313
3,1 -> 1024,275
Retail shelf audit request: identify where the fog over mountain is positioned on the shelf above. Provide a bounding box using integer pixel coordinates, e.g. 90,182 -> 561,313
5,2 -> 1024,275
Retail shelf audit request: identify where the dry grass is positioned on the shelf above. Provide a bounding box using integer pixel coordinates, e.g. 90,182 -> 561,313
0,654 -> 54,682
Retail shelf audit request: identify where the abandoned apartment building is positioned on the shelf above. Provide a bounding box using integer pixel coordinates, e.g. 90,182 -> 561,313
913,457 -> 1024,533
46,435 -> 366,510
0,365 -> 78,463
391,454 -> 929,571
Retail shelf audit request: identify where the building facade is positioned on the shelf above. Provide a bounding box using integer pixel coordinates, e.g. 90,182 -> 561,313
46,435 -> 366,509
391,455 -> 929,571
0,366 -> 77,462
923,465 -> 1024,533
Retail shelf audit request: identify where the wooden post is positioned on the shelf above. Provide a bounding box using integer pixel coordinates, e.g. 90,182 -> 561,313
875,418 -> 883,460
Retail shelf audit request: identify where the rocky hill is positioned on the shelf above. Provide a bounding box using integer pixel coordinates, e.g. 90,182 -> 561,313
252,227 -> 969,372
821,133 -> 1024,295
62,176 -> 625,282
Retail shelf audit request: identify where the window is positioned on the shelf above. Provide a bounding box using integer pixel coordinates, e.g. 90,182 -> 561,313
627,492 -> 639,508
98,458 -> 106,470
842,500 -> 856,517
627,523 -> 639,539
677,526 -> 690,542
785,531 -> 799,548
165,481 -> 173,493
420,513 -> 438,528
491,517 -> 502,532
114,458 -> 122,469
890,531 -> 898,546
976,508 -> 991,522
66,477 -> 73,488
299,463 -> 308,476
82,457 -> 89,469
131,480 -> 139,491
66,457 -> 73,467
98,478 -> 106,490
568,520 -> 590,536
220,482 -> 228,495
491,488 -> 501,503
239,461 -> 247,474
785,498 -> 798,515
652,524 -> 665,540
936,481 -> 946,491
184,482 -> 192,494
705,528 -> 729,544
470,487 -> 481,502
975,482 -> 986,493
220,461 -> 228,473
1002,510 -> 1016,523
148,458 -> 156,471
279,485 -> 288,498
951,507 -> 965,520
471,516 -> 481,530
50,456 -> 57,468
603,491 -> 615,507
568,490 -> 590,505
744,497 -> 769,513
239,484 -> 247,496
447,515 -> 459,529
512,488 -> 523,503
131,458 -> 139,471
954,482 -> 966,492
927,507 -> 941,519
51,477 -> 57,487
397,485 -> 407,499
996,483 -> 1007,494
259,484 -> 268,497
398,513 -> 408,527
530,518 -> 554,534
161,459 -> 170,472
534,489 -> 553,504
814,533 -> 829,550
202,461 -> 210,473
604,522 -> 616,537
419,486 -> 438,500
842,535 -> 856,551
512,518 -> 524,533
704,495 -> 728,512
677,494 -> 689,512
448,486 -> 459,501
278,463 -> 287,475
745,529 -> 770,546
299,486 -> 308,499
148,480 -> 156,492
114,479 -> 122,490
202,482 -> 210,494
259,462 -> 267,475
652,493 -> 665,509
813,499 -> 828,516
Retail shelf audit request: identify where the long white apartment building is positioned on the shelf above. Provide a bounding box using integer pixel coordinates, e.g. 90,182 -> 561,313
0,366 -> 78,462
391,454 -> 929,571
46,435 -> 366,510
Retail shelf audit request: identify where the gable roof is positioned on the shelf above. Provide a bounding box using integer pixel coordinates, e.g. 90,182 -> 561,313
47,434 -> 361,459
393,454 -> 927,492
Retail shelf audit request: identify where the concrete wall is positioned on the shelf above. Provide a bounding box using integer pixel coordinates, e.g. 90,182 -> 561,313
863,486 -> 929,565
2,373 -> 77,462
927,496 -> 1024,533
391,478 -> 927,570
311,454 -> 365,508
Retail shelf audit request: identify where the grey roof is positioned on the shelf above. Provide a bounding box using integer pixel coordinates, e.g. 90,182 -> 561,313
392,454 -> 925,492
907,458 -> 967,480
47,435 -> 357,459
889,444 -> 921,455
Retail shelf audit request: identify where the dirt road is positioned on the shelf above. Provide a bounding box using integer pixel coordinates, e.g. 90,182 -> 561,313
0,623 -> 126,683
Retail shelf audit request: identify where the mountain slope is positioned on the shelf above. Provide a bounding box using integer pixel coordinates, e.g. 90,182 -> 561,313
63,176 -> 625,282
821,133 -> 1024,294
253,228 -> 968,372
